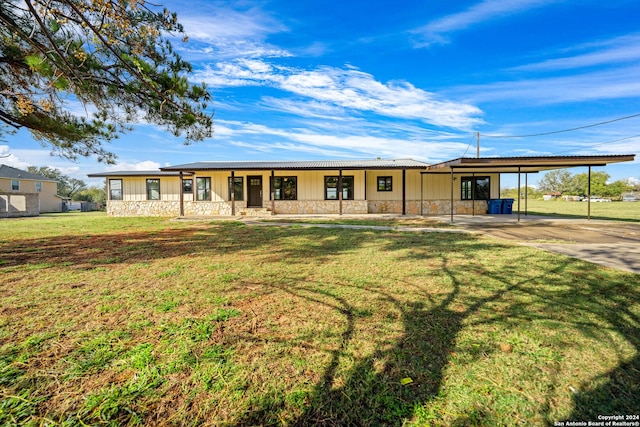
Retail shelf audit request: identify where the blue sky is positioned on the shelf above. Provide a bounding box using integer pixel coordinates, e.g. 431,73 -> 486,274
2,0 -> 640,188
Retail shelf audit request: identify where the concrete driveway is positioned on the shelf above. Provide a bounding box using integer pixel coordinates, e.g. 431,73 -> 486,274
447,215 -> 640,274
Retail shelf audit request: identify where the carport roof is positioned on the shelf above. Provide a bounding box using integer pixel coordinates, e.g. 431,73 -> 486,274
424,154 -> 636,174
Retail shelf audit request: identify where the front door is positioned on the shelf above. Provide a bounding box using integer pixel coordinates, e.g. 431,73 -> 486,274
247,176 -> 263,208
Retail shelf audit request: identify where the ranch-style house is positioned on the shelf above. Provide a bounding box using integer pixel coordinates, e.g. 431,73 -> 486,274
88,154 -> 635,218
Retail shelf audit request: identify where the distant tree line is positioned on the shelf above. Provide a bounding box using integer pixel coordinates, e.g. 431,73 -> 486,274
501,170 -> 639,199
27,165 -> 105,204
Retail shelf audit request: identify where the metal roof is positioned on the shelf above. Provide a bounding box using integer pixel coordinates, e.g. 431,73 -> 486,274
87,171 -> 191,178
0,164 -> 57,181
160,159 -> 429,172
424,154 -> 636,174
89,155 -> 636,177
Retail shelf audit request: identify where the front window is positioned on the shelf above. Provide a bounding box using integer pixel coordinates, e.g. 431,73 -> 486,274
146,179 -> 160,200
35,181 -> 42,192
109,179 -> 122,200
377,176 -> 392,191
196,177 -> 211,201
11,179 -> 19,191
182,179 -> 193,194
272,176 -> 297,200
325,176 -> 354,200
461,177 -> 490,200
228,177 -> 244,201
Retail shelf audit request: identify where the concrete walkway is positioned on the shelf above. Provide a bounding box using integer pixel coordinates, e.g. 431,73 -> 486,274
429,215 -> 640,274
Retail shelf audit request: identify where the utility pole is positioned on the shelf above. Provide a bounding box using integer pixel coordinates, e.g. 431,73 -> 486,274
476,132 -> 480,158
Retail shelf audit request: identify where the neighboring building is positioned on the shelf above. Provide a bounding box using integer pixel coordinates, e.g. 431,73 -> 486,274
88,155 -> 635,218
0,164 -> 62,216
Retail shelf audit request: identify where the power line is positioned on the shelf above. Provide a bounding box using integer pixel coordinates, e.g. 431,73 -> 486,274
480,112 -> 640,138
460,133 -> 476,157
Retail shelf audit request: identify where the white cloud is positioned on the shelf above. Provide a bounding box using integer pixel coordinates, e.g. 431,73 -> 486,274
411,0 -> 556,47
0,145 -> 31,170
106,160 -> 162,171
176,7 -> 290,60
511,33 -> 640,71
213,120 -> 470,163
451,65 -> 640,105
196,62 -> 483,129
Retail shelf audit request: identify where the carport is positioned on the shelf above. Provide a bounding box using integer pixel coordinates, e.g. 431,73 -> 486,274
422,154 -> 636,222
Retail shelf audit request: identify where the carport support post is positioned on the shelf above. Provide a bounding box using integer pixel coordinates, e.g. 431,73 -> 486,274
517,167 -> 521,222
525,173 -> 528,216
588,166 -> 592,220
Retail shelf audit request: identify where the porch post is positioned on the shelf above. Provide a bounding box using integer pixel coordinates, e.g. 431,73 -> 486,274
338,169 -> 343,215
420,172 -> 424,216
587,166 -> 592,220
450,167 -> 454,222
517,167 -> 521,222
271,170 -> 275,215
231,170 -> 235,216
402,169 -> 406,215
364,170 -> 367,201
179,171 -> 184,217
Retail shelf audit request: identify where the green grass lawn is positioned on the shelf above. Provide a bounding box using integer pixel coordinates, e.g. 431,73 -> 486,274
1,213 -> 638,426
518,199 -> 640,222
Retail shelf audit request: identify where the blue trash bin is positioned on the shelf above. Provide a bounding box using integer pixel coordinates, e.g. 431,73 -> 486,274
487,199 -> 502,214
501,198 -> 514,214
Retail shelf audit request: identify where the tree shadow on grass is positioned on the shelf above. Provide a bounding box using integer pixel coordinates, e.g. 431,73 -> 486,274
230,237 -> 530,426
229,232 -> 640,426
558,278 -> 640,424
0,222 -> 379,270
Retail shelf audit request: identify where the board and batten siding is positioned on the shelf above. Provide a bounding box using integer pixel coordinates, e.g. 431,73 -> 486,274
111,171 -> 501,203
118,177 -> 181,201
422,173 -> 500,200
192,170 -> 369,202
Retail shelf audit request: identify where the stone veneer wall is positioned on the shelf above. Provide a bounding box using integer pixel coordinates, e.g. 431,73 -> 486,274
107,200 -> 180,216
418,200 -> 488,215
107,199 -> 488,216
107,200 -> 249,216
184,201 -> 246,216
272,200 -> 368,214
369,199 -> 488,215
